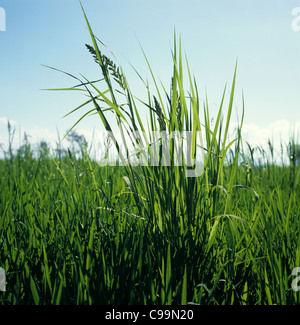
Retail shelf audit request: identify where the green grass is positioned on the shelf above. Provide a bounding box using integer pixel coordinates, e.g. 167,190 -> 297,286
1,4 -> 300,305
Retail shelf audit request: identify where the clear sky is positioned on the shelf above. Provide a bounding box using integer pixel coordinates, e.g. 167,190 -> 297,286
1,0 -> 300,158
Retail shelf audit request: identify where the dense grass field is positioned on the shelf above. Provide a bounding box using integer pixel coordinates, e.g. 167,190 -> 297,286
0,128 -> 300,305
0,127 -> 300,305
1,6 -> 300,305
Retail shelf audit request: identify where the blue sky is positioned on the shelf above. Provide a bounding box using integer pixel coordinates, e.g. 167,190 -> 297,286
0,0 -> 300,157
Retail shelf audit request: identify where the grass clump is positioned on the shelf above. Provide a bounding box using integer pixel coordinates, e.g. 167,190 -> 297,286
1,4 -> 300,305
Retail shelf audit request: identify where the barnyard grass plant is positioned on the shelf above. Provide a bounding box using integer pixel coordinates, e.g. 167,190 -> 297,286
0,3 -> 300,305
